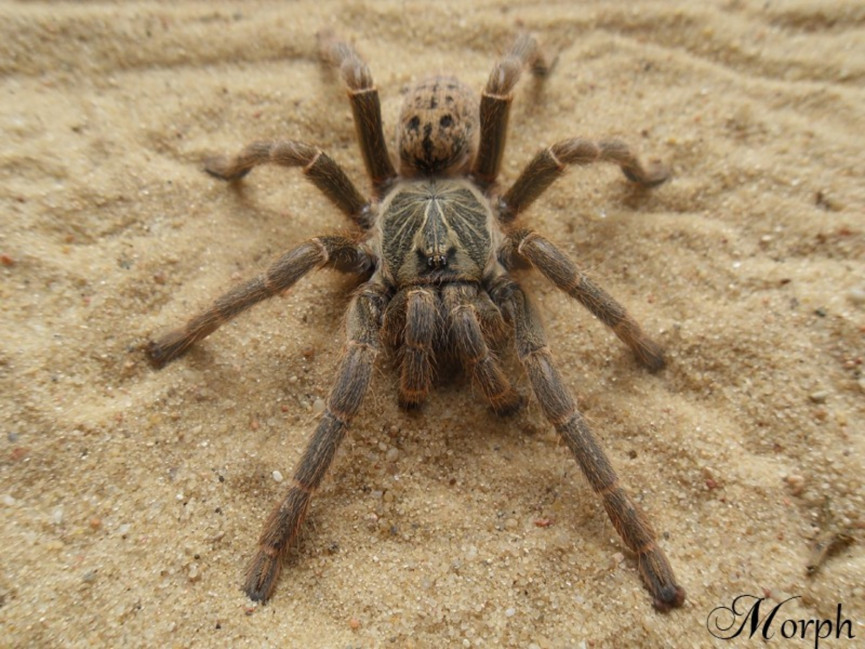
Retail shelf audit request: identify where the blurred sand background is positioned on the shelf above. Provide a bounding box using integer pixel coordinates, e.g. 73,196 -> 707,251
1,1 -> 863,647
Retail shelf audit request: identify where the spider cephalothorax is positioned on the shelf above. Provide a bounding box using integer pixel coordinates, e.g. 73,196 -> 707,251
146,33 -> 684,611
378,180 -> 493,282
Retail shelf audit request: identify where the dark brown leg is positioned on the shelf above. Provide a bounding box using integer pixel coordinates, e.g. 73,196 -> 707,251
146,236 -> 373,368
491,278 -> 684,611
397,287 -> 438,410
472,34 -> 551,186
442,283 -> 521,415
244,280 -> 387,602
318,32 -> 397,195
499,229 -> 664,372
498,138 -> 668,222
204,140 -> 372,228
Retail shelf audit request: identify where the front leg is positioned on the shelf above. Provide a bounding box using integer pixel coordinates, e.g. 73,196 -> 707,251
472,34 -> 552,187
244,280 -> 387,602
318,32 -> 397,195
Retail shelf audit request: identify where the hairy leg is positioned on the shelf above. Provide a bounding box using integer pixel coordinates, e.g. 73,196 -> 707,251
244,280 -> 387,602
498,138 -> 668,222
491,278 -> 684,611
204,139 -> 372,228
472,34 -> 552,186
397,287 -> 438,409
319,32 -> 397,196
146,235 -> 373,367
442,283 -> 521,415
499,229 -> 664,372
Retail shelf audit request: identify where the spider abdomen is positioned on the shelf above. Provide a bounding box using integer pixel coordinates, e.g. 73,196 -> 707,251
378,179 -> 494,287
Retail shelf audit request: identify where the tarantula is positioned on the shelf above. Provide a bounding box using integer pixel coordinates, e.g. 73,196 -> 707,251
146,33 -> 685,611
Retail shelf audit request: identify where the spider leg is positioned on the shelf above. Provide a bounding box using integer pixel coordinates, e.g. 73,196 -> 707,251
396,287 -> 438,410
318,32 -> 397,196
472,34 -> 552,186
491,278 -> 684,611
204,140 -> 372,228
243,280 -> 386,602
443,283 -> 522,415
499,230 -> 664,372
498,138 -> 668,222
146,235 -> 374,368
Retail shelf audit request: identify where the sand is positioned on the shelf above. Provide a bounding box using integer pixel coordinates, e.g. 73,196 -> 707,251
1,1 -> 863,647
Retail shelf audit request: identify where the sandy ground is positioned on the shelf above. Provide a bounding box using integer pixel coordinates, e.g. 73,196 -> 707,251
1,1 -> 863,647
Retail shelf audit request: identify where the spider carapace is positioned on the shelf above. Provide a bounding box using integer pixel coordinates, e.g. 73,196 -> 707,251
145,32 -> 685,611
380,181 -> 492,282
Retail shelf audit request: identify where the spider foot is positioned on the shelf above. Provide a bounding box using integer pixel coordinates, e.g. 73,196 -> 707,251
633,342 -> 666,374
243,548 -> 283,604
144,332 -> 191,369
638,551 -> 685,611
204,155 -> 252,182
397,387 -> 429,411
652,584 -> 687,612
489,390 -> 524,417
622,159 -> 669,188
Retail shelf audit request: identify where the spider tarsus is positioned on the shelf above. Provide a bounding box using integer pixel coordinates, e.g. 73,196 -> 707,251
652,585 -> 687,612
635,345 -> 666,374
638,547 -> 685,611
622,160 -> 669,187
243,550 -> 282,603
144,334 -> 187,369
490,392 -> 524,417
397,396 -> 425,412
204,156 -> 251,182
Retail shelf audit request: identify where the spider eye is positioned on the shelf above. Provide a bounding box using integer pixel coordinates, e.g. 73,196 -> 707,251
407,116 -> 421,132
439,114 -> 453,128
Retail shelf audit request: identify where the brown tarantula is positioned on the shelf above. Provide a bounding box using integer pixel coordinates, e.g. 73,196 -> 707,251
146,33 -> 685,610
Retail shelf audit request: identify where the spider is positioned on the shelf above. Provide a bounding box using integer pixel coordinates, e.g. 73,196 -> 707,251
145,32 -> 685,611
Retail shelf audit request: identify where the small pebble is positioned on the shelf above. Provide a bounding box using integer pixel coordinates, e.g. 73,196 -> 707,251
272,470 -> 284,483
188,563 -> 201,582
505,607 -> 516,617
809,390 -> 829,404
847,287 -> 865,305
312,398 -> 326,414
785,474 -> 805,495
